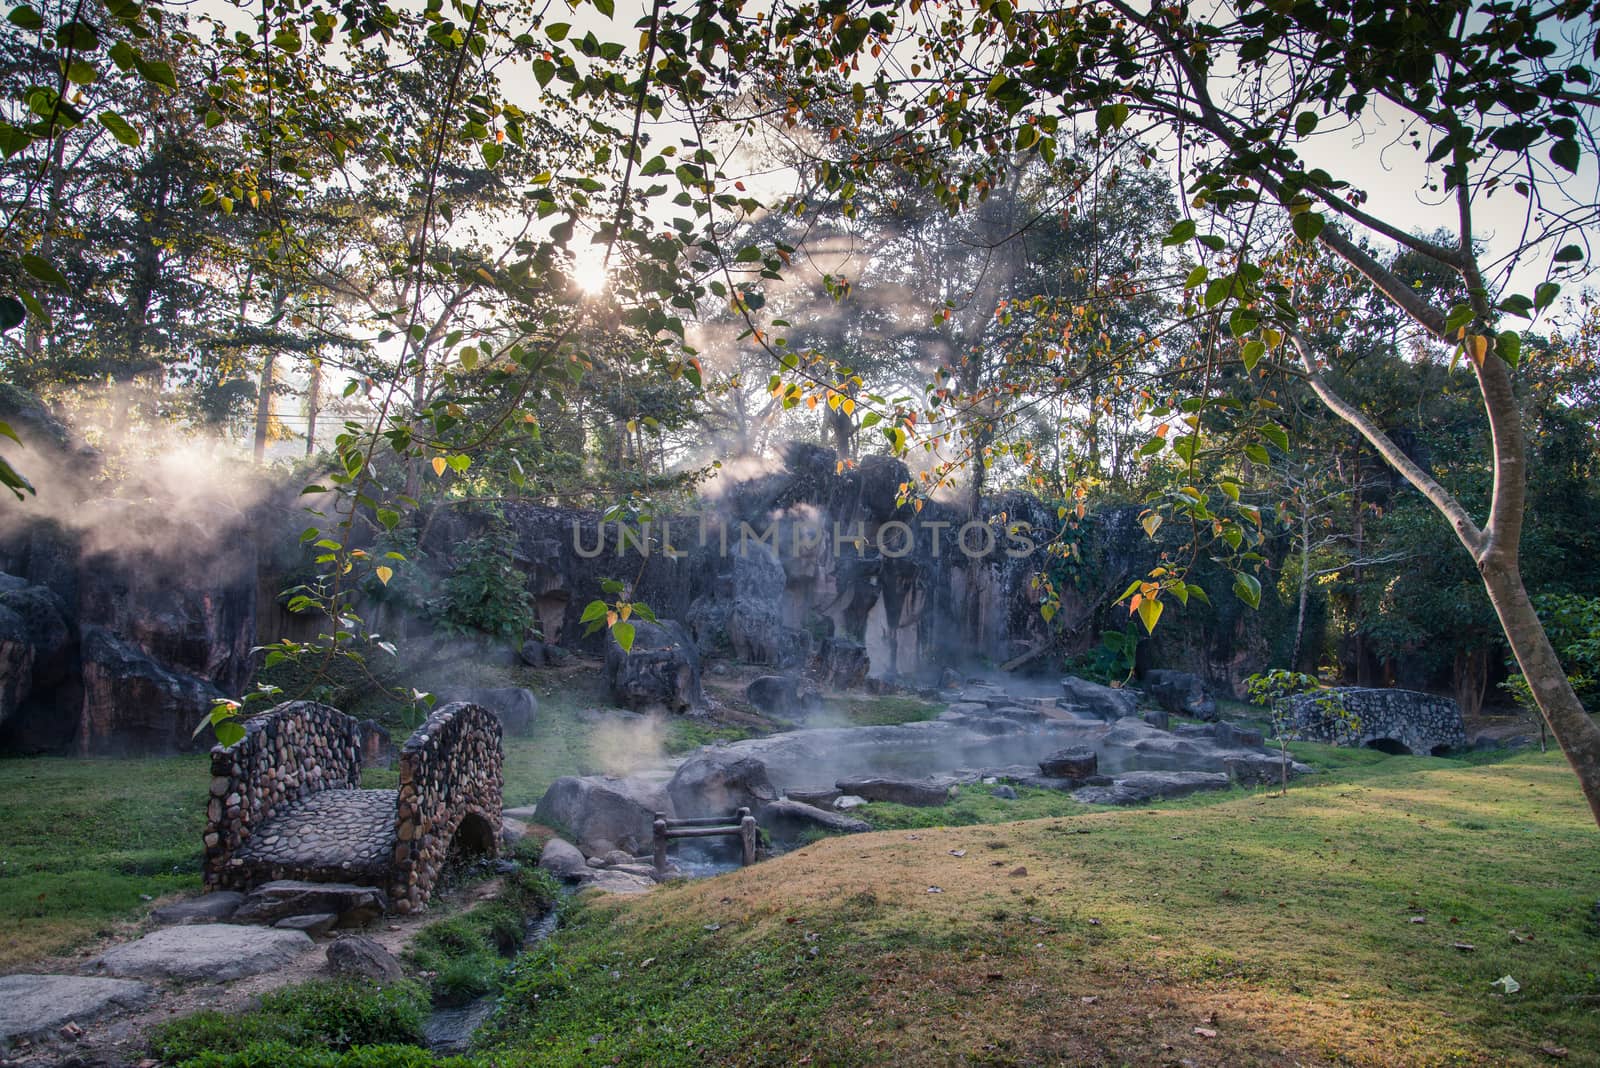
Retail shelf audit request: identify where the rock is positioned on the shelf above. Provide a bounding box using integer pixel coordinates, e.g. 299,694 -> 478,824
758,798 -> 871,839
939,667 -> 963,691
601,849 -> 635,867
785,788 -> 841,808
1060,676 -> 1138,720
1142,709 -> 1171,731
667,751 -> 776,819
501,816 -> 529,845
0,582 -> 74,753
727,543 -> 793,666
833,795 -> 867,810
533,774 -> 673,855
1142,669 -> 1217,720
88,924 -> 312,982
1038,746 -> 1098,780
0,975 -> 156,1052
1223,753 -> 1312,786
518,638 -> 551,667
232,880 -> 388,927
746,674 -> 823,719
446,687 -> 537,736
990,785 -> 1018,800
578,869 -> 656,895
603,620 -> 704,713
149,891 -> 244,926
538,837 -> 589,881
816,638 -> 870,689
834,776 -> 952,807
1213,721 -> 1265,749
77,626 -> 224,755
326,935 -> 403,983
1279,687 -> 1467,756
275,913 -> 339,937
1071,770 -> 1232,806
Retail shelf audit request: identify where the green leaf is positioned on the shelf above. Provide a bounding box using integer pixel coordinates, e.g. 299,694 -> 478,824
1495,330 -> 1521,367
545,22 -> 570,40
66,59 -> 97,85
1184,265 -> 1207,288
1163,219 -> 1196,247
1232,572 -> 1262,610
135,57 -> 177,89
579,599 -> 608,624
214,720 -> 245,747
19,253 -> 67,289
98,110 -> 140,147
1533,282 -> 1560,311
592,0 -> 614,16
1240,340 -> 1265,371
1294,111 -> 1318,137
0,296 -> 24,333
1261,424 -> 1290,452
6,4 -> 43,30
612,620 -> 635,653
1549,138 -> 1579,174
1553,245 -> 1583,264
54,19 -> 97,49
1291,211 -> 1325,243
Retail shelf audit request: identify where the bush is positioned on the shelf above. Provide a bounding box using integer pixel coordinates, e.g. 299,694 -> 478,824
174,1042 -> 477,1068
433,513 -> 535,642
1502,593 -> 1600,715
151,979 -> 428,1063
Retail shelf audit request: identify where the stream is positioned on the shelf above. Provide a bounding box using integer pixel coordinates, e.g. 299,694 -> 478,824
423,908 -> 560,1054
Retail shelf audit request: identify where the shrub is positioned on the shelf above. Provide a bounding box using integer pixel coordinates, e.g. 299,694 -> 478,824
433,513 -> 534,642
151,979 -> 428,1063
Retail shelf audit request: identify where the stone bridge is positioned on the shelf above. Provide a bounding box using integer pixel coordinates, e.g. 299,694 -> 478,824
202,700 -> 503,914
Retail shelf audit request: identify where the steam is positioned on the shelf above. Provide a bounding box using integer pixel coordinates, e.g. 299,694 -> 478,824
587,713 -> 670,776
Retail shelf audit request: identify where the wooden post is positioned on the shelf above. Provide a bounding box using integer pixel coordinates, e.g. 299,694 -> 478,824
738,810 -> 757,867
652,813 -> 668,878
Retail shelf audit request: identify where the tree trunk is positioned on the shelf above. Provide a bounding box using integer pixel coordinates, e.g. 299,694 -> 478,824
1292,508 -> 1310,672
1481,560 -> 1600,825
254,349 -> 276,462
305,359 -> 321,456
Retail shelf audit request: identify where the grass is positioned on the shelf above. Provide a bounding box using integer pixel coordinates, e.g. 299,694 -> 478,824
468,748 -> 1600,1067
404,860 -> 560,1006
0,752 -> 208,966
149,979 -> 429,1063
834,694 -> 946,727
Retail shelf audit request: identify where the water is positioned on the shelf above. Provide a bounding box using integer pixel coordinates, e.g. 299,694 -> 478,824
422,908 -> 561,1054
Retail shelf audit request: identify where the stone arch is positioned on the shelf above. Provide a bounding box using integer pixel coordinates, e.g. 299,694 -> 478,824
449,810 -> 499,858
1365,737 -> 1412,756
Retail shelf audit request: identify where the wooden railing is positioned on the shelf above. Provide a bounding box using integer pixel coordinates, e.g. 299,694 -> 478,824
651,808 -> 758,877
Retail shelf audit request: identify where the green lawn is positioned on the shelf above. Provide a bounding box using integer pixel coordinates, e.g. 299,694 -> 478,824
0,753 -> 209,966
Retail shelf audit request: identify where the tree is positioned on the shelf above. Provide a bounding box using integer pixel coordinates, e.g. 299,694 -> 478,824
697,0 -> 1600,824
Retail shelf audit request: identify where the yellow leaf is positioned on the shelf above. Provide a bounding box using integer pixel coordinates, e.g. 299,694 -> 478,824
606,610 -> 618,627
619,603 -> 632,621
431,456 -> 448,477
375,566 -> 394,586
1137,595 -> 1164,634
1466,334 -> 1488,365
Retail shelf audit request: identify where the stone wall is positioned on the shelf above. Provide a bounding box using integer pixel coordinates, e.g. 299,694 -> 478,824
1280,686 -> 1467,756
391,701 -> 504,914
203,701 -> 364,889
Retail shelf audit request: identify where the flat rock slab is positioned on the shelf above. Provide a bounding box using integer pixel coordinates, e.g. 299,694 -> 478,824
578,869 -> 656,895
87,924 -> 312,982
1072,770 -> 1232,806
0,975 -> 156,1050
149,891 -> 244,926
233,880 -> 388,926
834,777 -> 953,807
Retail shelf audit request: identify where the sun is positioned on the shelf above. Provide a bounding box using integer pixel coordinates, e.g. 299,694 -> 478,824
571,243 -> 610,295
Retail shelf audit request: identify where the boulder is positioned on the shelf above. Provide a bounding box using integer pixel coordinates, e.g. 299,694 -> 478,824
746,674 -> 823,719
88,924 -> 312,982
538,837 -> 588,881
816,638 -> 870,689
834,776 -> 952,807
533,774 -> 674,855
1071,770 -> 1232,806
1279,687 -> 1467,756
1059,676 -> 1138,721
1142,709 -> 1171,731
0,975 -> 156,1052
77,626 -> 223,755
727,544 -> 792,665
990,784 -> 1018,800
603,619 -> 703,713
149,891 -> 244,926
578,868 -> 656,895
758,798 -> 871,840
275,913 -> 339,937
326,935 -> 404,982
1038,746 -> 1098,780
667,751 -> 777,819
785,788 -> 841,808
446,687 -> 537,735
1142,669 -> 1217,720
232,880 -> 388,927
938,667 -> 964,691
0,582 -> 74,752
1213,721 -> 1265,749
